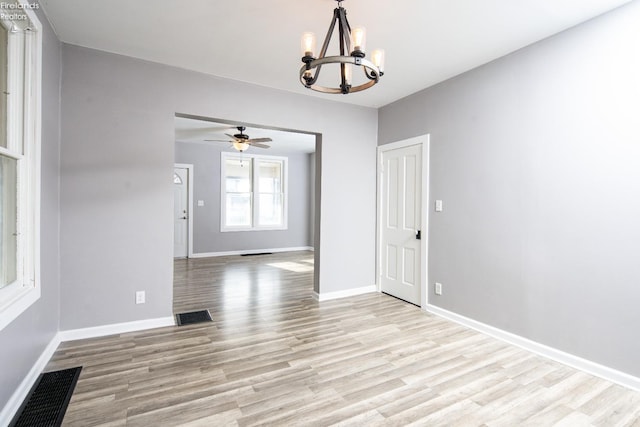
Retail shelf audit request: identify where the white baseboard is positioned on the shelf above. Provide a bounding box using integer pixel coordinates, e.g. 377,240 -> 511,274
313,285 -> 377,302
191,246 -> 313,258
425,304 -> 640,392
58,316 -> 175,342
0,332 -> 62,425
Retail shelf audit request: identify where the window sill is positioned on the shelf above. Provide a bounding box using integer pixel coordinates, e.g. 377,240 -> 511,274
221,226 -> 288,233
0,285 -> 40,332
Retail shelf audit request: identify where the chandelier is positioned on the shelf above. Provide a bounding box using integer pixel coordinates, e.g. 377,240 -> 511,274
300,0 -> 384,94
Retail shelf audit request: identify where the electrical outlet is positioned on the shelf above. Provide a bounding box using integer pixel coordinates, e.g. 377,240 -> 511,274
435,282 -> 442,296
136,291 -> 146,304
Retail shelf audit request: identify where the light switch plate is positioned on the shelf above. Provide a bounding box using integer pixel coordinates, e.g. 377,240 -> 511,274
197,200 -> 205,207
435,200 -> 443,212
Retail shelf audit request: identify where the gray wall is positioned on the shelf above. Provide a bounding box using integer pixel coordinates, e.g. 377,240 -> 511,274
60,44 -> 377,329
379,1 -> 640,377
174,142 -> 313,253
0,8 -> 61,411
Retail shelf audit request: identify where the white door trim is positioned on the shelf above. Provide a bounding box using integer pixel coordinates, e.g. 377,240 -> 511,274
174,163 -> 194,258
376,135 -> 430,308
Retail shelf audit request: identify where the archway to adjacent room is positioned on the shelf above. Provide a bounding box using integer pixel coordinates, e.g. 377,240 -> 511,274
171,113 -> 320,317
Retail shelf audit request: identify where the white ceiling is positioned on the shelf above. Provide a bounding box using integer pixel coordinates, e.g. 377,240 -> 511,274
175,117 -> 316,154
41,0 -> 632,108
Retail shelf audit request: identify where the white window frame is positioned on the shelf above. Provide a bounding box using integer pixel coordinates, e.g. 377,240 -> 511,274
0,2 -> 42,332
220,152 -> 288,232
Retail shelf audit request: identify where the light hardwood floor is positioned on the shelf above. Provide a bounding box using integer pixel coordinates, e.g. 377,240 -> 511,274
47,251 -> 640,426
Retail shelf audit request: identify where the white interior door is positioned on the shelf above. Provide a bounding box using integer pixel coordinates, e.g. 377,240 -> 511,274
380,143 -> 422,305
173,167 -> 189,258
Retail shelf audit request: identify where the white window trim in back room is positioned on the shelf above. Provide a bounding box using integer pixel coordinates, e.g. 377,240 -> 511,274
220,152 -> 288,232
0,2 -> 42,331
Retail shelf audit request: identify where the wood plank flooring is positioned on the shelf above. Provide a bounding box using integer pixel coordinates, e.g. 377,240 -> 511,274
47,251 -> 640,426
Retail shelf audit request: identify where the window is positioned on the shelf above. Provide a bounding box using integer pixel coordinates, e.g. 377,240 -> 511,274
221,153 -> 287,231
0,2 -> 41,331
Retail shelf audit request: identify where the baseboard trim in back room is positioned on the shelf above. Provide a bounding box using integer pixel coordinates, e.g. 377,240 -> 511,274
191,246 -> 313,258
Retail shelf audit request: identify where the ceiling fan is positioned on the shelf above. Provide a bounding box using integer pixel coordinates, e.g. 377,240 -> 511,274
205,126 -> 272,152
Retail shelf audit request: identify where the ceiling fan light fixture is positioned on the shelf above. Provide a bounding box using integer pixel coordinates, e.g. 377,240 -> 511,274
204,126 -> 271,151
299,0 -> 384,95
233,141 -> 250,152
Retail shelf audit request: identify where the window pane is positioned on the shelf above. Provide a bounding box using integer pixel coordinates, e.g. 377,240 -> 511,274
226,193 -> 251,227
258,193 -> 283,226
0,155 -> 17,288
0,24 -> 7,149
258,161 -> 282,193
225,158 -> 251,193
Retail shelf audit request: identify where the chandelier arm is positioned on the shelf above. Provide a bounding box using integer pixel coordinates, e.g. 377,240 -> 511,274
337,7 -> 352,55
306,63 -> 323,86
363,67 -> 379,81
337,8 -> 348,91
317,9 -> 339,60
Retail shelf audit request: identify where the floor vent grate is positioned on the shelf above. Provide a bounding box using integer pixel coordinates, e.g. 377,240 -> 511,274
176,309 -> 213,326
10,366 -> 82,427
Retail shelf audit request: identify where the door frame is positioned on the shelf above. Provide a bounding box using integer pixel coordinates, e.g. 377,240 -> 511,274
376,135 -> 430,308
174,163 -> 194,258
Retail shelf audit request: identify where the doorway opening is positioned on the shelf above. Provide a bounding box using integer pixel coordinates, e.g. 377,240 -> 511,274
173,163 -> 193,258
172,113 -> 320,315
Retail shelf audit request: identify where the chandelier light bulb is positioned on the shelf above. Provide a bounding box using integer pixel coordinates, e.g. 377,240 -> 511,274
350,26 -> 366,54
344,63 -> 353,85
372,49 -> 385,73
301,32 -> 317,58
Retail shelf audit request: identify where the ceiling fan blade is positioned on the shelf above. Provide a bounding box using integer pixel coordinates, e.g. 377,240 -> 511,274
204,139 -> 232,143
249,143 -> 271,149
246,137 -> 272,143
224,133 -> 241,141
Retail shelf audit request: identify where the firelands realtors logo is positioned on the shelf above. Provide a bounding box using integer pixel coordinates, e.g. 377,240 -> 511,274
1,1 -> 39,20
